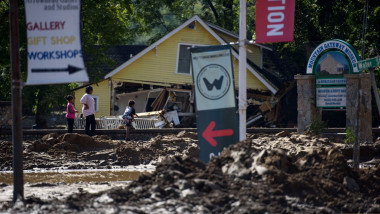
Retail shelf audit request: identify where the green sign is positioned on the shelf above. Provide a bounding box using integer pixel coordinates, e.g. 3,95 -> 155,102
314,50 -> 349,108
306,39 -> 361,74
357,56 -> 380,71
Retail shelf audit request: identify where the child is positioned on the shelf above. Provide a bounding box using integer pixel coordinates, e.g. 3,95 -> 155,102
123,100 -> 138,141
65,95 -> 78,133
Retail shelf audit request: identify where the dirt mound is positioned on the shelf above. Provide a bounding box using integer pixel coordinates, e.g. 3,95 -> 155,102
2,132 -> 380,213
115,134 -> 199,165
0,141 -> 13,170
0,132 -> 199,170
9,137 -> 378,213
28,133 -> 115,154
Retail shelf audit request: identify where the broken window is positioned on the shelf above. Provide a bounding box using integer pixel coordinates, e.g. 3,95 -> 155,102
176,44 -> 192,74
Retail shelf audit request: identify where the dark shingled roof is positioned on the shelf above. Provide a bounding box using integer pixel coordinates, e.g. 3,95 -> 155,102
229,45 -> 283,92
84,45 -> 148,78
74,45 -> 148,90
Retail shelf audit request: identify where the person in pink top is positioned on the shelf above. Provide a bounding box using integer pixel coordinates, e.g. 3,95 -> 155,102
65,95 -> 78,133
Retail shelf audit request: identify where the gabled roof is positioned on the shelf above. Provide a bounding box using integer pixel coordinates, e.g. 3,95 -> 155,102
206,22 -> 273,51
105,15 -> 279,94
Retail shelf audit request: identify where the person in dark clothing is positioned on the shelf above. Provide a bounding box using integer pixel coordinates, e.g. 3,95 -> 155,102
123,100 -> 138,141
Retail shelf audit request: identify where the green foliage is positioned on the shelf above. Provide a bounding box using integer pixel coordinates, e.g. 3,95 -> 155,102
0,0 -> 135,127
1,0 -> 380,128
307,117 -> 327,136
274,0 -> 380,79
344,126 -> 356,144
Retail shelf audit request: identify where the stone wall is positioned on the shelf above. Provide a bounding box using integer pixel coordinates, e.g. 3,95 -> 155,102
295,74 -> 372,143
294,75 -> 321,133
345,74 -> 372,143
0,101 -> 11,129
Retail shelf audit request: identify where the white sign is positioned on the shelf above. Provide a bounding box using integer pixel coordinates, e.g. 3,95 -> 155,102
306,40 -> 360,74
25,0 -> 88,85
191,46 -> 235,111
316,87 -> 346,107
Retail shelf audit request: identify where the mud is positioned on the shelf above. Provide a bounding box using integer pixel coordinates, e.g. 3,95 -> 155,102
1,131 -> 380,213
0,132 -> 198,170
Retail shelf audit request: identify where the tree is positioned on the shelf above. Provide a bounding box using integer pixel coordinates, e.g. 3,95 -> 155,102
1,0 -> 379,127
0,0 -> 135,128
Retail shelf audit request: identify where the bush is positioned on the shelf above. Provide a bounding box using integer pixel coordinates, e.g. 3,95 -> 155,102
307,117 -> 326,136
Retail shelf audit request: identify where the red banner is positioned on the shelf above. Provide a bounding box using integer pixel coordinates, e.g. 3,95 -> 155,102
255,0 -> 295,43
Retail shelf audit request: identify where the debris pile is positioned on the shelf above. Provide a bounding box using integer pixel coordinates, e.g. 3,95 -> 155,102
2,132 -> 380,213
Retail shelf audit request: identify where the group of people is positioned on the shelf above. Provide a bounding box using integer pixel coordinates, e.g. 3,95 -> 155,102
64,86 -> 138,141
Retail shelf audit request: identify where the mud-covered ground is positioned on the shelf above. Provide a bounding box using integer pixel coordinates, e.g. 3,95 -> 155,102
1,131 -> 380,213
0,132 -> 198,171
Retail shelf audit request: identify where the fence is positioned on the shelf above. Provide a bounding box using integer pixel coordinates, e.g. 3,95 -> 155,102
74,116 -> 160,130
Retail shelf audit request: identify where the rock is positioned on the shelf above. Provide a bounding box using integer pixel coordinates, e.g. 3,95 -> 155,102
180,189 -> 196,198
175,179 -> 190,190
343,176 -> 360,191
186,145 -> 199,157
276,131 -> 290,137
176,131 -> 197,139
94,194 -> 114,204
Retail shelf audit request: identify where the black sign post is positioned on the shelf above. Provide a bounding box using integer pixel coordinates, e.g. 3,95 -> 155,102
191,45 -> 239,163
197,108 -> 239,161
9,0 -> 24,202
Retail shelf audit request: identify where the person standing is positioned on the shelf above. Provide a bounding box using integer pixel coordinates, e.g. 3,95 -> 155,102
65,95 -> 78,133
123,100 -> 138,141
80,86 -> 96,136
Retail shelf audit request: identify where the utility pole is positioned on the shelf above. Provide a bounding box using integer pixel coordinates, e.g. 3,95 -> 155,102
9,0 -> 24,202
239,0 -> 247,141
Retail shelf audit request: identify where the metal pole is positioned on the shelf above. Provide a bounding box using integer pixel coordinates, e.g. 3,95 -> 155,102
239,0 -> 247,141
361,0 -> 380,118
369,68 -> 380,117
9,0 -> 24,202
361,0 -> 369,57
353,77 -> 361,170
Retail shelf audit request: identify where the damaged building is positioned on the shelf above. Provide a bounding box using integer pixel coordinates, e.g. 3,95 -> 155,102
73,15 -> 294,128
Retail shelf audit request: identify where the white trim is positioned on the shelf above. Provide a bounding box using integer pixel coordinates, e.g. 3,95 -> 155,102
206,22 -> 239,38
92,95 -> 100,112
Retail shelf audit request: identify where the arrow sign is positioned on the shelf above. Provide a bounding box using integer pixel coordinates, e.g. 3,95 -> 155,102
202,121 -> 234,147
31,65 -> 83,75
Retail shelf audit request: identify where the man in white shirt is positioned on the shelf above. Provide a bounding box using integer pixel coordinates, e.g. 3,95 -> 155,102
80,86 -> 96,136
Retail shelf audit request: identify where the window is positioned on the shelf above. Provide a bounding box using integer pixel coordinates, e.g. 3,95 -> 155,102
176,44 -> 192,75
92,95 -> 99,112
176,43 -> 207,75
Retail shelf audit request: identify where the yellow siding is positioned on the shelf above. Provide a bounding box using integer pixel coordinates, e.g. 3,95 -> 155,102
112,22 -> 268,91
214,30 -> 262,66
74,79 -> 110,117
231,57 -> 267,90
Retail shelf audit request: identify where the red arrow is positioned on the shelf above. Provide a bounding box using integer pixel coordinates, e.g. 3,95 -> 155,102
202,121 -> 233,147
